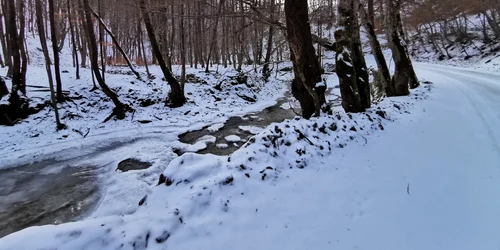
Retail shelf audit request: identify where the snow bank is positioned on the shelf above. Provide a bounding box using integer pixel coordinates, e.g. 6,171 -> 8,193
0,82 -> 432,249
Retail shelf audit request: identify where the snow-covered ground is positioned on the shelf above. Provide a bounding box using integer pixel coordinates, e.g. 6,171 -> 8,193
2,60 -> 500,249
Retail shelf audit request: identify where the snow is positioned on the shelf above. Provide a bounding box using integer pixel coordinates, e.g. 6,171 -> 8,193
3,21 -> 500,250
207,123 -> 225,132
224,135 -> 242,142
216,143 -> 229,149
0,75 -> 437,249
238,125 -> 264,134
3,61 -> 500,249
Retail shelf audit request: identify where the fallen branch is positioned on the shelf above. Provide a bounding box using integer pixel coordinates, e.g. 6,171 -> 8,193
89,6 -> 142,80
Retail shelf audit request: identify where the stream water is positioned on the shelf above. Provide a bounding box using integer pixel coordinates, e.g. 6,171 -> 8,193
0,160 -> 99,238
0,93 -> 298,239
179,94 -> 296,155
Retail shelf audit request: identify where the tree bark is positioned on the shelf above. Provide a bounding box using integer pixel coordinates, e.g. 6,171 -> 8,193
284,0 -> 325,119
48,0 -> 65,102
67,0 -> 79,79
0,8 -> 10,68
359,3 -> 392,96
385,0 -> 419,95
205,0 -> 225,73
80,0 -> 125,119
335,0 -> 371,113
35,0 -> 64,129
262,0 -> 275,80
139,0 -> 185,107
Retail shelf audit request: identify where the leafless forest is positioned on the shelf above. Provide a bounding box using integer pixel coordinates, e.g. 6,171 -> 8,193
0,0 -> 498,126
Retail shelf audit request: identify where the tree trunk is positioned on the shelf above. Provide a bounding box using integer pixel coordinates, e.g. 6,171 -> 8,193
5,0 -> 28,121
98,0 -> 105,80
67,0 -> 79,79
48,0 -> 65,102
80,0 -> 125,119
180,3 -> 186,89
6,0 -> 22,94
359,3 -> 392,96
205,0 -> 225,73
262,0 -> 275,80
483,11 -> 500,39
335,0 -> 371,113
0,76 -> 8,98
385,0 -> 419,94
35,0 -> 64,129
19,0 -> 28,94
0,9 -> 10,68
284,0 -> 325,119
368,0 -> 375,28
139,0 -> 185,107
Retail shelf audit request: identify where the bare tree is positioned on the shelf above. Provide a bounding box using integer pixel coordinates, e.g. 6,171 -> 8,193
139,0 -> 185,107
385,0 -> 419,95
284,0 -> 326,118
80,0 -> 126,119
48,0 -> 65,102
335,0 -> 371,112
35,0 -> 64,129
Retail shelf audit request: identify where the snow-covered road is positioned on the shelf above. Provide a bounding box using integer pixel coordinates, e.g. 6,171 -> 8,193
165,64 -> 500,250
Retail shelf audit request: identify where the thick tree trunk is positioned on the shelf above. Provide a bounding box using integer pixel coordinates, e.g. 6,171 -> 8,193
0,76 -> 8,98
368,0 -> 375,28
385,0 -> 419,95
81,0 -> 125,119
90,7 -> 141,80
359,3 -> 392,96
5,0 -> 28,122
284,0 -> 325,119
48,0 -> 64,102
335,0 -> 370,113
139,0 -> 185,107
35,0 -> 64,129
6,0 -> 22,94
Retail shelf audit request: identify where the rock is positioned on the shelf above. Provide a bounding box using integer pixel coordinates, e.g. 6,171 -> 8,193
228,73 -> 248,85
137,120 -> 152,124
117,158 -> 152,172
139,99 -> 155,107
375,110 -> 386,119
62,70 -> 69,73
138,195 -> 147,206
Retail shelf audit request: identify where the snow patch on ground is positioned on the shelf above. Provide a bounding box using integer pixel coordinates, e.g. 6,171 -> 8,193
238,126 -> 264,134
207,123 -> 225,132
224,135 -> 242,142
